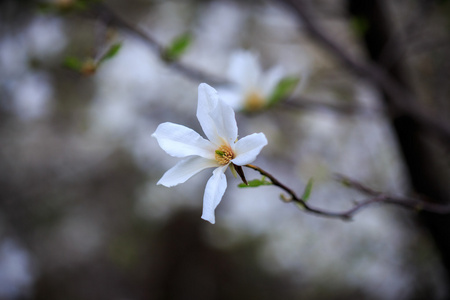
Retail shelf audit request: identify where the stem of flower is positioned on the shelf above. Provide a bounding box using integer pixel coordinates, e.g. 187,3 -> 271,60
244,164 -> 450,220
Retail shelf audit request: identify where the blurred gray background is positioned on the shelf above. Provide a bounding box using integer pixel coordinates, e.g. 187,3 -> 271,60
0,0 -> 449,299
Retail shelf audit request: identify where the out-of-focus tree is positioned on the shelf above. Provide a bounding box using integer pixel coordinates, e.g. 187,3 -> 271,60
1,0 -> 450,299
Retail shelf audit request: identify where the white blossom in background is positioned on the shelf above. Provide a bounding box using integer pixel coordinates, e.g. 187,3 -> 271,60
26,16 -> 67,61
0,239 -> 34,299
9,72 -> 53,121
152,83 -> 267,224
218,50 -> 291,111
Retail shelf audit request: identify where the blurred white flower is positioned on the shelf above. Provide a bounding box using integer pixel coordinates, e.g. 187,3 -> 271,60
218,50 -> 294,111
0,239 -> 33,299
9,72 -> 53,121
152,83 -> 267,223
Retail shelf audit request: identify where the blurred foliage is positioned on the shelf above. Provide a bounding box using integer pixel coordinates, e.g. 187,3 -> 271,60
301,178 -> 314,202
163,32 -> 193,62
268,76 -> 300,106
237,177 -> 272,188
63,42 -> 122,75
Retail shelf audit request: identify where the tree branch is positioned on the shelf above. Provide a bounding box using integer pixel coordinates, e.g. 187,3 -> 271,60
279,0 -> 450,144
87,2 -> 227,85
244,164 -> 450,220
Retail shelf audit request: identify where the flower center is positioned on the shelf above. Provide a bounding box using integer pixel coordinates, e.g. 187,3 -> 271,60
215,145 -> 235,165
245,90 -> 265,111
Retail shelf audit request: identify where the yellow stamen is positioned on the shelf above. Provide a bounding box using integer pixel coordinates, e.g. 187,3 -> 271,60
245,90 -> 265,111
215,145 -> 234,165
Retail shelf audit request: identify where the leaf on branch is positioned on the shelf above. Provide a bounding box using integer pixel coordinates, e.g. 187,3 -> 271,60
64,56 -> 98,75
238,178 -> 272,188
301,178 -> 314,202
163,32 -> 193,62
280,193 -> 291,202
38,0 -> 99,13
268,76 -> 300,106
99,42 -> 123,64
63,56 -> 83,71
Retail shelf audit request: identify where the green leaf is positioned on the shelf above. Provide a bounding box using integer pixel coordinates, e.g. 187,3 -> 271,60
301,178 -> 314,202
63,56 -> 83,71
163,32 -> 193,61
99,43 -> 122,64
38,0 -> 99,14
238,178 -> 271,188
268,76 -> 300,106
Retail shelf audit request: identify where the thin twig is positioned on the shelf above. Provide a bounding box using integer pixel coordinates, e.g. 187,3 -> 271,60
279,0 -> 450,144
79,2 -> 399,119
88,3 -> 227,85
244,164 -> 450,220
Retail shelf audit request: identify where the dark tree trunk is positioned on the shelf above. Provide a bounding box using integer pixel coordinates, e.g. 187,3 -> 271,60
347,0 -> 450,289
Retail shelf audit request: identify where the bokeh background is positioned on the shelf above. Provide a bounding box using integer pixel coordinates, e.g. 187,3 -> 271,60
1,0 -> 450,299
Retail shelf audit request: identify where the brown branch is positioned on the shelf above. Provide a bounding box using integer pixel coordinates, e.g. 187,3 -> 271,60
244,164 -> 450,220
279,0 -> 450,144
92,0 -> 450,139
86,3 -> 228,85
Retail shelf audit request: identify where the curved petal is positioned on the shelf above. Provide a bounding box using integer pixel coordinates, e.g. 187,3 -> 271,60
231,133 -> 268,165
157,156 -> 218,187
197,83 -> 238,146
201,165 -> 228,224
216,86 -> 244,111
208,95 -> 238,145
260,65 -> 285,97
227,50 -> 261,89
152,122 -> 215,159
197,83 -> 220,144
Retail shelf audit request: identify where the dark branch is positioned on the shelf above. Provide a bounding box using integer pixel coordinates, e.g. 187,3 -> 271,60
279,0 -> 450,144
244,164 -> 450,220
87,3 -> 227,85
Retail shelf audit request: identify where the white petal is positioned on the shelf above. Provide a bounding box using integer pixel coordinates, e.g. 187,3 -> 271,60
201,165 -> 228,224
197,83 -> 238,146
216,86 -> 244,110
208,95 -> 238,145
227,50 -> 261,89
231,133 -> 268,165
157,156 -> 218,187
152,122 -> 215,159
197,83 -> 220,144
260,65 -> 285,97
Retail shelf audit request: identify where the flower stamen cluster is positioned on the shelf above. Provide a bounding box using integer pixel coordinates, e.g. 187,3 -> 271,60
245,90 -> 265,111
152,83 -> 267,224
215,145 -> 235,165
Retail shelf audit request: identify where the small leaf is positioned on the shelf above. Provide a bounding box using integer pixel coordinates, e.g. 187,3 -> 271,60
99,42 -> 122,64
268,76 -> 300,106
80,59 -> 97,75
39,0 -> 98,13
280,194 -> 291,202
163,32 -> 193,61
63,56 -> 83,71
301,178 -> 314,202
238,178 -> 271,188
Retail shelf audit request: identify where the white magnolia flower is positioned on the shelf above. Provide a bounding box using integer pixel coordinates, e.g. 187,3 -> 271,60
152,83 -> 268,224
218,50 -> 287,111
